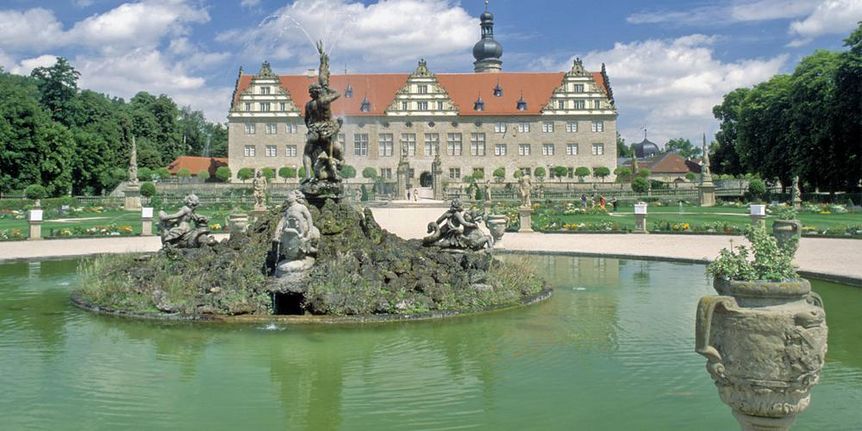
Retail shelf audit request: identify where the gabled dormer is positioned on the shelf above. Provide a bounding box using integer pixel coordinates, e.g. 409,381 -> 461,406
385,59 -> 458,117
229,61 -> 301,119
541,58 -> 616,116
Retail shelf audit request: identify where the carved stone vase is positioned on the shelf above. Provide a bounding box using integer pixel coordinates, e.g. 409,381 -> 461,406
772,220 -> 801,254
485,215 -> 508,246
696,278 -> 827,431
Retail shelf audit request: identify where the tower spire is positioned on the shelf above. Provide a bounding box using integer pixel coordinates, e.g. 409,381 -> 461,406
472,0 -> 503,73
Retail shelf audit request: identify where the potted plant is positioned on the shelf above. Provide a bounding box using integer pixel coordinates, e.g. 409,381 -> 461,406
772,205 -> 801,253
696,224 -> 827,431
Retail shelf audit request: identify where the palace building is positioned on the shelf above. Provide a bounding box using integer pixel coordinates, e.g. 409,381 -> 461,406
227,6 -> 618,195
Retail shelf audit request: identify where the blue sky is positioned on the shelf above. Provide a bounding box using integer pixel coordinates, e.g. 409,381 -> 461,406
1,0 -> 860,147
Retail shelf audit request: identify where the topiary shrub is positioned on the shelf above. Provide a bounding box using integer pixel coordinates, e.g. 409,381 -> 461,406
215,166 -> 231,183
197,170 -> 210,182
631,177 -> 649,193
24,184 -> 47,205
140,182 -> 156,198
237,167 -> 255,182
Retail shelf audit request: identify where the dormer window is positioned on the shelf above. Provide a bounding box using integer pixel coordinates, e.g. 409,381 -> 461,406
493,82 -> 503,97
260,86 -> 271,95
474,95 -> 485,111
360,96 -> 371,113
516,96 -> 527,111
345,83 -> 353,98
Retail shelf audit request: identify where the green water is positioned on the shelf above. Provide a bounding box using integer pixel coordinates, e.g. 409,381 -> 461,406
1,256 -> 860,430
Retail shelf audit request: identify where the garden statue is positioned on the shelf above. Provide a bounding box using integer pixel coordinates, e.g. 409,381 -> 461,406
517,174 -> 532,208
128,135 -> 138,185
483,180 -> 492,204
158,194 -> 216,248
423,199 -> 493,250
272,191 -> 320,275
791,176 -> 802,209
302,41 -> 343,184
252,170 -> 268,211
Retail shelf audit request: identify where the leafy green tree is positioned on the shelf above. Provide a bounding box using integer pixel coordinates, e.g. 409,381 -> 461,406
197,170 -> 210,182
712,88 -> 749,175
298,167 -> 307,178
155,167 -> 170,181
685,172 -> 696,182
362,167 -> 378,179
616,132 -> 632,158
24,184 -> 47,202
593,166 -> 611,182
614,166 -> 631,182
664,138 -> 702,159
279,166 -> 296,182
834,24 -> 862,191
178,105 -> 207,155
30,57 -> 81,126
553,166 -> 568,181
177,168 -> 191,182
574,166 -> 590,182
137,167 -> 153,182
340,164 -> 356,179
534,166 -> 546,180
631,177 -> 649,193
140,182 -> 156,198
237,167 -> 254,182
748,178 -> 767,201
261,167 -> 276,181
215,166 -> 231,183
493,167 -> 505,182
637,168 -> 651,178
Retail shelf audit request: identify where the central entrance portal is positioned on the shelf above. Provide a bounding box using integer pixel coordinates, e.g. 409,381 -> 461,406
420,171 -> 433,187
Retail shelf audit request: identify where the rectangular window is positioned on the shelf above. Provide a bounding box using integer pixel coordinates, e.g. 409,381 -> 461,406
593,100 -> 601,109
591,121 -> 604,133
417,84 -> 428,94
542,122 -> 554,133
285,145 -> 297,157
494,122 -> 507,133
286,123 -> 298,134
470,133 -> 486,156
380,168 -> 393,179
424,133 -> 439,156
592,143 -> 605,155
437,101 -> 444,110
354,134 -> 369,156
566,143 -> 578,155
494,144 -> 507,156
244,102 -> 252,112
261,86 -> 271,95
449,167 -> 461,179
244,123 -> 256,134
265,123 -> 277,134
542,144 -> 555,156
379,133 -> 394,157
279,102 -> 286,111
566,122 -> 578,133
244,145 -> 256,157
260,102 -> 271,112
519,144 -> 531,156
517,122 -> 530,133
574,84 -> 584,93
558,100 -> 566,110
401,133 -> 417,156
574,100 -> 585,109
401,101 -> 409,111
417,101 -> 428,111
265,145 -> 277,157
447,133 -> 462,156
519,167 -> 531,177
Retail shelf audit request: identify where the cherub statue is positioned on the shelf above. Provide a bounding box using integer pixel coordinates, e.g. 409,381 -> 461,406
158,194 -> 216,248
272,191 -> 320,275
423,199 -> 492,250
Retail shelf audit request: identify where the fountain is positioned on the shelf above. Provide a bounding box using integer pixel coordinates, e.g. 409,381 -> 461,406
73,38 -> 549,321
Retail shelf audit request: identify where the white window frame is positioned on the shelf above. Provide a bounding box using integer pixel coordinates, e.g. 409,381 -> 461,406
566,122 -> 578,133
260,86 -> 271,95
449,167 -> 461,179
260,102 -> 271,112
244,123 -> 256,134
591,121 -> 604,133
517,122 -> 530,133
417,101 -> 428,111
379,133 -> 394,157
494,122 -> 507,133
447,133 -> 462,156
542,144 -> 555,156
401,133 -> 417,156
519,144 -> 531,156
286,145 -> 297,157
286,123 -> 298,134
542,121 -> 554,133
566,143 -> 578,155
470,133 -> 486,156
418,84 -> 428,94
265,145 -> 277,157
265,123 -> 277,135
494,143 -> 507,156
354,134 -> 369,156
244,145 -> 256,157
592,143 -> 605,155
574,100 -> 585,109
424,133 -> 439,156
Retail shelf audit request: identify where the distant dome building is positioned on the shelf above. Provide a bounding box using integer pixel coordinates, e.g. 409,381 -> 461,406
632,135 -> 660,159
473,4 -> 503,73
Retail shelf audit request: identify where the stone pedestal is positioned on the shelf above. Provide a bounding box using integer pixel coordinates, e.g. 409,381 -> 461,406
699,184 -> 716,207
228,212 -> 249,235
124,183 -> 142,211
28,208 -> 43,241
432,160 -> 443,201
141,207 -> 153,236
518,207 -> 533,233
792,196 -> 802,210
396,161 -> 408,201
249,209 -> 268,223
750,204 -> 766,226
634,202 -> 648,233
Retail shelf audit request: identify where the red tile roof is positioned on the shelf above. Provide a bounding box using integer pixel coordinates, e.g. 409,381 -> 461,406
167,156 -> 228,176
232,71 -> 609,117
643,153 -> 697,174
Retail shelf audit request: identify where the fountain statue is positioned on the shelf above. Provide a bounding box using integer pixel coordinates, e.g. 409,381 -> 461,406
252,170 -> 268,211
423,199 -> 493,251
272,191 -> 320,276
158,194 -> 216,249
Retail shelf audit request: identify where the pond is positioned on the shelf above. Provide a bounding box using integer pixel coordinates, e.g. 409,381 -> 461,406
1,256 -> 860,430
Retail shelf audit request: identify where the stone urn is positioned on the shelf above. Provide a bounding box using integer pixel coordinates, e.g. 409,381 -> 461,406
485,215 -> 508,246
696,278 -> 827,431
772,219 -> 802,253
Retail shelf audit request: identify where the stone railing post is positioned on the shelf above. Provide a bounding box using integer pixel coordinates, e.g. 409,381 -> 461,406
141,207 -> 154,236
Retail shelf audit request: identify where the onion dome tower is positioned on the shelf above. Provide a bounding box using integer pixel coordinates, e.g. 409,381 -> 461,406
473,1 -> 503,73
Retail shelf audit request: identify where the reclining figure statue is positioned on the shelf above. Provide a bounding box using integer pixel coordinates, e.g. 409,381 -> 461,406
423,199 -> 493,251
158,194 -> 216,248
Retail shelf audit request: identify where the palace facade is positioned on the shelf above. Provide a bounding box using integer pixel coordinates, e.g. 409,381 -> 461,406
227,7 -> 618,191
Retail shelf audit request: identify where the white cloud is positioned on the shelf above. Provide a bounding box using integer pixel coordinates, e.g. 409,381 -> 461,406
241,0 -> 261,7
9,55 -> 61,75
575,35 -> 786,146
627,1 -> 821,26
220,0 -> 476,71
0,8 -> 65,51
788,0 -> 862,46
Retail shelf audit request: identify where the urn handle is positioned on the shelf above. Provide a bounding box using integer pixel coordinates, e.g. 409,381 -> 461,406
695,295 -> 738,379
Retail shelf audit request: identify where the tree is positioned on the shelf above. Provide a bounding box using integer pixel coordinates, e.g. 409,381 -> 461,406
155,167 -> 170,181
137,167 -> 153,182
340,164 -> 356,179
637,168 -> 651,178
362,167 -> 378,179
614,167 -> 631,182
493,167 -> 505,182
215,166 -> 231,183
30,57 -> 81,126
24,184 -> 47,203
553,166 -> 568,182
298,167 -> 307,178
616,132 -> 632,158
279,166 -> 296,182
261,167 -> 276,181
664,138 -> 702,159
748,178 -> 767,201
712,88 -> 749,175
140,182 -> 156,198
237,167 -> 254,182
360,184 -> 369,201
834,23 -> 862,191
534,166 -> 546,180
177,168 -> 191,182
574,166 -> 590,182
593,166 -> 610,182
685,172 -> 696,182
631,177 -> 649,193
197,170 -> 210,182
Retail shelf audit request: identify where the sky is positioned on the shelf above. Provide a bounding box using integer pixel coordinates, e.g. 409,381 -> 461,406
1,0 -> 861,148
